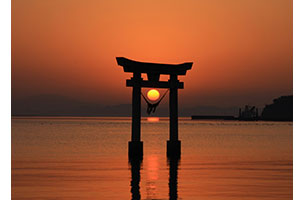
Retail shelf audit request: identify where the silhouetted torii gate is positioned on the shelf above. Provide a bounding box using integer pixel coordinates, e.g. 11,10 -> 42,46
116,57 -> 193,158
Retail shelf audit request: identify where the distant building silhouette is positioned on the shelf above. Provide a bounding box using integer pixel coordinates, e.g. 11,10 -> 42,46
238,105 -> 259,121
261,95 -> 293,121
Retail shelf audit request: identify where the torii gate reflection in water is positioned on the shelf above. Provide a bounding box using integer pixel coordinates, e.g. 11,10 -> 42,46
116,57 -> 193,158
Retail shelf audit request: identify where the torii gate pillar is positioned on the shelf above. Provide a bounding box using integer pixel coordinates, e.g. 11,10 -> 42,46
129,72 -> 143,158
116,57 -> 192,159
167,74 -> 180,157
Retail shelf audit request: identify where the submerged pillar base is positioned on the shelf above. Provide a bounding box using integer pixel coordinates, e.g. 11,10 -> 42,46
167,140 -> 181,158
128,141 -> 143,158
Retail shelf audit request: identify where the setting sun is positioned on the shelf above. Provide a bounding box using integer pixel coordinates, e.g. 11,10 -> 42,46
147,89 -> 160,101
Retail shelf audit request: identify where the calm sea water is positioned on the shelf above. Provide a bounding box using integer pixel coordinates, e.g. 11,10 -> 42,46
12,117 -> 292,200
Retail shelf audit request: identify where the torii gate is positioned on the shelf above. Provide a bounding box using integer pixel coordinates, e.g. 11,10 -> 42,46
116,57 -> 193,158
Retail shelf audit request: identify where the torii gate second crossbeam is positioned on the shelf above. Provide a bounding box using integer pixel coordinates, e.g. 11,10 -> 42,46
116,57 -> 193,158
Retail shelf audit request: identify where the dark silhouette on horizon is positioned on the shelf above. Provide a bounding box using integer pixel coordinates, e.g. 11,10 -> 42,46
12,94 -> 240,117
238,105 -> 259,121
261,95 -> 293,121
192,95 -> 293,121
192,115 -> 236,120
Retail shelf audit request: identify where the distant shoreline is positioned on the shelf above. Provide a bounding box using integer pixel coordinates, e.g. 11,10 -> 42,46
11,115 -> 292,122
191,115 -> 292,122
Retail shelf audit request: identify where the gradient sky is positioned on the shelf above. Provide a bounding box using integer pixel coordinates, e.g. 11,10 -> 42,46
12,0 -> 292,108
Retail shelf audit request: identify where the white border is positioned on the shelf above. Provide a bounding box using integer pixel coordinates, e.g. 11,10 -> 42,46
3,0 -> 301,199
294,0 -> 305,199
0,0 -> 11,198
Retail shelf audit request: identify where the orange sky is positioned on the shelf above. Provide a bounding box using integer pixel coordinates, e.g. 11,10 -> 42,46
12,0 -> 292,107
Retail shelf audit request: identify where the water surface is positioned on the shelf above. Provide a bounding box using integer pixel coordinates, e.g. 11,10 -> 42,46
12,117 -> 292,199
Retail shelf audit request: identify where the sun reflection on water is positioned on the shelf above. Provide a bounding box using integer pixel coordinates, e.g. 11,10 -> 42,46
147,117 -> 160,122
146,155 -> 159,199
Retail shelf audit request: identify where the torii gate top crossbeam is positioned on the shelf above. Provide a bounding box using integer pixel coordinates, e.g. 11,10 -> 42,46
116,57 -> 193,75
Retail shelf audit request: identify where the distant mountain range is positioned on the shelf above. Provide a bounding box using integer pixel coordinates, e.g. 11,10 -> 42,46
12,94 -> 240,117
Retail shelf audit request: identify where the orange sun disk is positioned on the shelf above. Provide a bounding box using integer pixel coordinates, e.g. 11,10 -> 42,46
147,89 -> 160,101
